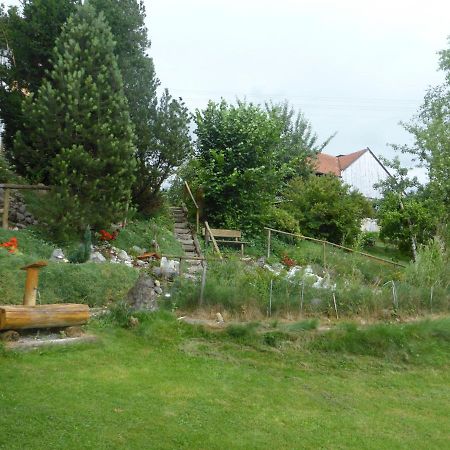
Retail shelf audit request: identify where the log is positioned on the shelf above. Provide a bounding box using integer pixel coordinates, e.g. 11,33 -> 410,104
0,304 -> 90,330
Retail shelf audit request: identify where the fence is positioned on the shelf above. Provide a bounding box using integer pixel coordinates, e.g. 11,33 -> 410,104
264,226 -> 406,268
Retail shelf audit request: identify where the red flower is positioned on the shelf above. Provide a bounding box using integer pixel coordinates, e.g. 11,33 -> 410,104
99,229 -> 119,241
0,237 -> 18,253
281,254 -> 296,267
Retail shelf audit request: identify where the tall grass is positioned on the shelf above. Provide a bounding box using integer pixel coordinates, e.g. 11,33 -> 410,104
170,254 -> 449,318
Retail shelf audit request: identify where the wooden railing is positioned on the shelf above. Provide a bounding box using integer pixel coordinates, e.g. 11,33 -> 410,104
204,221 -> 223,259
264,227 -> 406,268
0,184 -> 51,230
184,181 -> 199,234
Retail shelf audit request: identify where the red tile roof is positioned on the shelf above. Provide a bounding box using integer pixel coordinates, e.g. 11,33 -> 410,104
314,149 -> 368,176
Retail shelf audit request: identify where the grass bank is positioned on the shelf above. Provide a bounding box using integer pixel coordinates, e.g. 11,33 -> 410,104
0,211 -> 180,306
1,315 -> 449,449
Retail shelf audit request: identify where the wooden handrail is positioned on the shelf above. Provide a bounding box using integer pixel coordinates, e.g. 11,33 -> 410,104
264,227 -> 406,268
184,181 -> 199,233
205,221 -> 223,260
0,184 -> 51,190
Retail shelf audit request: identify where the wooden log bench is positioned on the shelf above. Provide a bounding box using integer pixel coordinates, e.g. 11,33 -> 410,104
0,304 -> 90,330
203,228 -> 248,256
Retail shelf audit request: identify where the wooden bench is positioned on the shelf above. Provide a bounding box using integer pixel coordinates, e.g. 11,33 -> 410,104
203,228 -> 248,256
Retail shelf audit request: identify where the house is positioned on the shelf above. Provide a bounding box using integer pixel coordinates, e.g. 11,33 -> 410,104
314,147 -> 391,199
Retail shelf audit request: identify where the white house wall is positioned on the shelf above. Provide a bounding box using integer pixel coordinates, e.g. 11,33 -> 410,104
341,151 -> 388,199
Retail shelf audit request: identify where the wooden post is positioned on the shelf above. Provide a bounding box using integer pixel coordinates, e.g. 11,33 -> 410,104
267,228 -> 271,259
323,242 -> 326,267
196,209 -> 200,234
20,261 -> 48,306
2,187 -> 10,229
199,263 -> 207,306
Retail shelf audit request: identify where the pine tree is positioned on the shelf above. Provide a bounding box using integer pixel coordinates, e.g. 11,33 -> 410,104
13,4 -> 135,238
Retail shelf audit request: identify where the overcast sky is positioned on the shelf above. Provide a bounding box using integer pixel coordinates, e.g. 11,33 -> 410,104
5,0 -> 450,170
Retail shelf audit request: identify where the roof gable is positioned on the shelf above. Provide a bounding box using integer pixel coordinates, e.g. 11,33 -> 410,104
314,148 -> 372,176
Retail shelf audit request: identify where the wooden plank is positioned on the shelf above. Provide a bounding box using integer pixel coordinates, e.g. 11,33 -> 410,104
0,304 -> 90,330
201,228 -> 242,238
209,229 -> 241,238
0,184 -> 51,190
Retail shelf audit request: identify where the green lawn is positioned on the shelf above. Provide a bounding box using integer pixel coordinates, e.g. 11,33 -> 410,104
1,315 -> 449,449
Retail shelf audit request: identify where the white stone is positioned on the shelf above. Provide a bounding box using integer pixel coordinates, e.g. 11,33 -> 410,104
50,248 -> 66,262
90,251 -> 106,263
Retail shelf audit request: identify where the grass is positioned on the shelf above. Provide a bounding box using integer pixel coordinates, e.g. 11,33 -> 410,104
0,315 -> 449,449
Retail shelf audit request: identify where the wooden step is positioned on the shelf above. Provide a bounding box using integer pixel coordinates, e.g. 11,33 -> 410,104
182,245 -> 196,252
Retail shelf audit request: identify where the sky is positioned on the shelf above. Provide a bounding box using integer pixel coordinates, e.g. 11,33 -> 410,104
4,0 -> 450,173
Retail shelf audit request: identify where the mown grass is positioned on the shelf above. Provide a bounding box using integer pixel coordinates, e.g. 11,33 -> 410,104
1,315 -> 449,449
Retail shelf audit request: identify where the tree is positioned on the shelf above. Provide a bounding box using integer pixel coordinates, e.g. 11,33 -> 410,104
266,101 -> 336,180
89,0 -> 192,211
133,89 -> 192,212
396,37 -> 450,222
0,0 -> 79,163
192,100 -> 282,232
283,175 -> 372,245
13,4 -> 135,238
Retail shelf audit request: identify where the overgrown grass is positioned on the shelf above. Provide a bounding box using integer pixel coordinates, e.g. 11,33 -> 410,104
170,255 -> 449,318
1,315 -> 449,449
114,210 -> 183,256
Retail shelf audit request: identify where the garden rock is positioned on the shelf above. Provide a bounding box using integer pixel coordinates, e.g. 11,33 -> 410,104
127,272 -> 159,311
90,251 -> 106,263
50,248 -> 67,263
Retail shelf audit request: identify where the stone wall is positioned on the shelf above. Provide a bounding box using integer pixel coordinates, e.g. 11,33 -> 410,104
0,188 -> 38,229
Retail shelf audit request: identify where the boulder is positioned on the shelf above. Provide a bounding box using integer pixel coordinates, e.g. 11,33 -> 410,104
90,251 -> 106,263
126,273 -> 159,311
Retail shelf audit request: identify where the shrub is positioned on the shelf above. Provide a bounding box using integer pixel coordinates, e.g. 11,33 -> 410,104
283,175 -> 372,245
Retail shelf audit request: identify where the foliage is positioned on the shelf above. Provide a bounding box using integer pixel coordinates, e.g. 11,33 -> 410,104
264,206 -> 300,234
133,89 -> 192,213
389,38 -> 450,228
67,226 -> 92,264
90,0 -> 192,212
405,236 -> 449,288
282,175 -> 372,245
0,0 -> 79,161
377,190 -> 438,254
0,152 -> 17,182
13,4 -> 136,239
191,100 -> 282,232
266,101 -> 336,181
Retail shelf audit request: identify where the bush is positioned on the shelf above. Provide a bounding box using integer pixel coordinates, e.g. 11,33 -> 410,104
265,207 -> 300,234
283,175 -> 372,245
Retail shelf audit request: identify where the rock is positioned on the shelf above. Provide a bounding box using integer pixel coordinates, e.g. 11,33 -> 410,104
64,326 -> 83,338
90,251 -> 106,263
50,248 -> 67,262
0,330 -> 20,342
256,257 -> 266,267
152,266 -> 162,277
16,212 -> 25,221
216,312 -> 224,324
18,204 -> 26,214
132,245 -> 147,254
286,266 -> 302,279
117,249 -> 130,262
160,257 -> 179,279
128,316 -> 139,328
154,286 -> 163,295
126,272 -> 159,311
135,259 -> 147,267
154,280 -> 161,287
